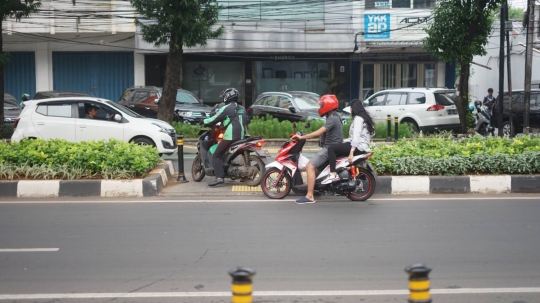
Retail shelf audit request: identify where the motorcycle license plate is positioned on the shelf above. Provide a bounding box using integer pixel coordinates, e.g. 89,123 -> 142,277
256,149 -> 271,157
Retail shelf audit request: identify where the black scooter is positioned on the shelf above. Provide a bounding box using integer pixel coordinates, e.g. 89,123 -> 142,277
191,126 -> 270,186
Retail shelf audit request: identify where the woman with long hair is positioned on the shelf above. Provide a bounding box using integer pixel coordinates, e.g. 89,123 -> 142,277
322,99 -> 375,184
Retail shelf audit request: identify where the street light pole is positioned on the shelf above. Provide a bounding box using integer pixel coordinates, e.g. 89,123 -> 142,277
523,0 -> 535,134
498,4 -> 506,137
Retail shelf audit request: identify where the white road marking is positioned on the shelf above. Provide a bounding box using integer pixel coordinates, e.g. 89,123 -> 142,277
0,196 -> 539,204
0,248 -> 59,252
1,288 -> 540,300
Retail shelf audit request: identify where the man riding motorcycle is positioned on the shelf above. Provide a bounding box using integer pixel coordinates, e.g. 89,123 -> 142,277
202,88 -> 246,186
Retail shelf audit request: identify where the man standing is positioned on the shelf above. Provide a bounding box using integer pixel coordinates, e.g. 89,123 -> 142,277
483,88 -> 495,112
291,95 -> 343,204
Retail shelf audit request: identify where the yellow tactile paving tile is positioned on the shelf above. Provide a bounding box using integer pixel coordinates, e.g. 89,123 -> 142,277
231,185 -> 262,192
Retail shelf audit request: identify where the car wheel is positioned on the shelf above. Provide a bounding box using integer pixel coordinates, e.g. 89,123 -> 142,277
502,121 -> 512,137
132,137 -> 155,148
401,120 -> 419,133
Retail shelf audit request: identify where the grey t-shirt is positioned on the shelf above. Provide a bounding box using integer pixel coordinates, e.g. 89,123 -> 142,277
322,114 -> 343,147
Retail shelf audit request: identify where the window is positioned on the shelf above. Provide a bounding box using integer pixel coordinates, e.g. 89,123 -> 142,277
265,96 -> 279,107
392,0 -> 411,7
78,102 -> 119,121
386,93 -> 407,105
414,0 -> 435,8
36,103 -> 72,118
434,93 -> 455,106
133,91 -> 148,102
380,64 -> 397,90
219,0 -> 324,21
120,89 -> 135,103
253,96 -> 267,106
424,63 -> 436,87
401,64 -> 418,87
368,93 -> 386,106
278,97 -> 293,109
408,93 -> 426,104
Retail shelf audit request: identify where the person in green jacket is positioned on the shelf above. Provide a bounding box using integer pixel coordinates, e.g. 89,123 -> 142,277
203,88 -> 246,186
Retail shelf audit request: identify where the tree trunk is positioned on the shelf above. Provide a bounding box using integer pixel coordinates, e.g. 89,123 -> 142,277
0,20 -> 5,131
456,62 -> 471,133
158,37 -> 183,124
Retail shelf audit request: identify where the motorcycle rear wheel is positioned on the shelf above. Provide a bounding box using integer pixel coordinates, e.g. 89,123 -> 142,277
261,168 -> 292,199
191,155 -> 206,182
346,167 -> 376,201
241,155 -> 265,186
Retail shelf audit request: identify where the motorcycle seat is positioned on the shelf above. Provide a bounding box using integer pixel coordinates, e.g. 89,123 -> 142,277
232,136 -> 263,146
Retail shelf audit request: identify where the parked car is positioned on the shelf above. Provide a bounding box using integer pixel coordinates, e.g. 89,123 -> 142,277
33,91 -> 90,100
118,86 -> 211,124
344,88 -> 460,132
492,89 -> 540,136
11,97 -> 177,155
248,91 -> 347,122
3,93 -> 22,123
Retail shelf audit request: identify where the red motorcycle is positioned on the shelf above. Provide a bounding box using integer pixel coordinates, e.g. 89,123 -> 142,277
260,132 -> 377,201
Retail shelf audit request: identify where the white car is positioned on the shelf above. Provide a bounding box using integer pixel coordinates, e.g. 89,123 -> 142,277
11,97 -> 178,155
344,88 -> 460,132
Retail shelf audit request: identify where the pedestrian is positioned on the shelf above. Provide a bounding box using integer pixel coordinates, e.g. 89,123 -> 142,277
483,88 -> 495,112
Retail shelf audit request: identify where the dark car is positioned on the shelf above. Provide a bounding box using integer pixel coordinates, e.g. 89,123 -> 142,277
33,91 -> 91,100
118,86 -> 211,124
3,93 -> 22,123
492,89 -> 540,135
248,91 -> 347,123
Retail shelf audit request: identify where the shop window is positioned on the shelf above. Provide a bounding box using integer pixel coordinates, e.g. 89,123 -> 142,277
392,0 -> 411,8
362,64 -> 375,100
380,63 -> 397,90
255,61 -> 329,97
424,63 -> 436,88
414,0 -> 435,9
401,64 -> 418,87
219,0 -> 324,21
183,61 -> 243,105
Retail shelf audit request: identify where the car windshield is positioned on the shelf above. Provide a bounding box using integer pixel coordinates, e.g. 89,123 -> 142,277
176,91 -> 200,104
293,94 -> 320,110
104,100 -> 142,118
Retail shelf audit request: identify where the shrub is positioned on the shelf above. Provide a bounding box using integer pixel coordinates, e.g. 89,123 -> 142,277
248,115 -> 325,138
0,139 -> 160,180
370,135 -> 540,175
172,122 -> 201,139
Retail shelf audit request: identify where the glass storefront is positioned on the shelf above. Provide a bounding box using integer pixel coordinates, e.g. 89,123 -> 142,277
255,61 -> 329,97
360,62 -> 438,96
182,61 -> 243,105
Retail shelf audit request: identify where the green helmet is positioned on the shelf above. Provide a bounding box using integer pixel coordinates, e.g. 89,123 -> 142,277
21,93 -> 30,101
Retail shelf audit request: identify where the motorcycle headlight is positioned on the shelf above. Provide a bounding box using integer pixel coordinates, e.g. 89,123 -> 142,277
178,111 -> 193,117
151,123 -> 168,133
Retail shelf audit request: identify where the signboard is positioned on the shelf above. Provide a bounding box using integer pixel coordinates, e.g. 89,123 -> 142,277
374,1 -> 389,7
364,14 -> 390,40
397,16 -> 429,30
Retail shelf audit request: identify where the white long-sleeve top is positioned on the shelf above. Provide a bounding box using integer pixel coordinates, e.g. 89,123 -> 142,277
343,116 -> 372,151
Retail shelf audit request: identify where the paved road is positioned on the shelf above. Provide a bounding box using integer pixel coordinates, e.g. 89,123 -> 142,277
1,196 -> 540,302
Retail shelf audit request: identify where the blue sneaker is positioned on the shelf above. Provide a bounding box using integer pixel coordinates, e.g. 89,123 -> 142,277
295,197 -> 316,204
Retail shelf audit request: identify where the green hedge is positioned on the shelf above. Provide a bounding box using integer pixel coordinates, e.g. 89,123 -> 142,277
0,139 -> 160,180
371,134 -> 540,175
172,116 -> 416,139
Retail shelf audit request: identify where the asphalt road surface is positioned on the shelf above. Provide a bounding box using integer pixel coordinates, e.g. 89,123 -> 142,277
1,195 -> 540,303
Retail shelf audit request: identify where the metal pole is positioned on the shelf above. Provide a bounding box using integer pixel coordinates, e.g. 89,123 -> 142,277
176,134 -> 189,183
498,4 -> 506,137
229,267 -> 256,303
386,115 -> 392,142
394,117 -> 399,141
405,264 -> 432,303
524,0 -> 535,134
505,7 -> 513,137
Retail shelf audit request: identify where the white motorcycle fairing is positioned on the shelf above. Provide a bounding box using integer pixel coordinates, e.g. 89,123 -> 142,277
265,160 -> 298,178
316,153 -> 372,180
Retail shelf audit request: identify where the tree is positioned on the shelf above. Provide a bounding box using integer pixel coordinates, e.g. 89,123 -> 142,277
423,0 -> 501,132
130,0 -> 224,123
0,0 -> 40,131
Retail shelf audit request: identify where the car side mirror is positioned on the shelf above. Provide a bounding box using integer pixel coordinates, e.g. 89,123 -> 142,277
363,100 -> 369,107
154,98 -> 160,104
114,114 -> 122,122
288,106 -> 297,113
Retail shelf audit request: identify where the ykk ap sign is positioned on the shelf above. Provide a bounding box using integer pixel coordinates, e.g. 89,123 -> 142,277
364,14 -> 390,40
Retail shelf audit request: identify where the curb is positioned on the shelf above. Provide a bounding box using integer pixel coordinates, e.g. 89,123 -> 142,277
0,161 -> 175,198
374,175 -> 540,194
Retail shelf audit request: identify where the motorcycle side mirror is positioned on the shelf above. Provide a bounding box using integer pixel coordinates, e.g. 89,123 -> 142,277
304,122 -> 311,129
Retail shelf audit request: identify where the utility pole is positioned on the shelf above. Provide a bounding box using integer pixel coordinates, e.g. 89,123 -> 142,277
506,6 -> 513,136
523,0 -> 535,134
498,4 -> 506,137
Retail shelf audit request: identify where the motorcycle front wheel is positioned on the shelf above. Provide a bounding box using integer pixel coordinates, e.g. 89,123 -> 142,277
241,155 -> 265,186
346,167 -> 376,201
191,154 -> 206,182
261,167 -> 292,199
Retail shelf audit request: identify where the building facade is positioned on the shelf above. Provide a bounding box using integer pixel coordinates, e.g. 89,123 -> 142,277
3,0 -> 454,108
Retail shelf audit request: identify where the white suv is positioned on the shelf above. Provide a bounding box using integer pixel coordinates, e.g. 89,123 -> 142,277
345,88 -> 460,132
11,97 -> 178,155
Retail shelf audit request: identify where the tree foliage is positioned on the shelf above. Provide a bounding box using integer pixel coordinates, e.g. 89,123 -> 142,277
1,0 -> 40,130
423,0 -> 501,133
130,0 -> 223,123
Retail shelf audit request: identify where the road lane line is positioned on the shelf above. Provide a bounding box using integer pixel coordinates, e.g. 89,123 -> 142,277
0,248 -> 59,252
1,288 -> 540,300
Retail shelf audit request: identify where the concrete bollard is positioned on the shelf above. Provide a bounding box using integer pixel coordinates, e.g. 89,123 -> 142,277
405,263 -> 432,303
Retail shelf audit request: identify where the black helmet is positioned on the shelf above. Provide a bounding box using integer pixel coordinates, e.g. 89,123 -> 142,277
474,100 -> 482,107
219,88 -> 239,103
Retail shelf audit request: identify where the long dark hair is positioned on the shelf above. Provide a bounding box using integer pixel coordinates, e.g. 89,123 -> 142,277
350,99 -> 375,134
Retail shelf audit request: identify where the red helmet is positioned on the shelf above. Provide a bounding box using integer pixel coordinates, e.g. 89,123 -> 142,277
317,94 -> 339,117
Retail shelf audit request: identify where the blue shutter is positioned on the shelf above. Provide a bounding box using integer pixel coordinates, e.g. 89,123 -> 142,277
3,52 -> 36,102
